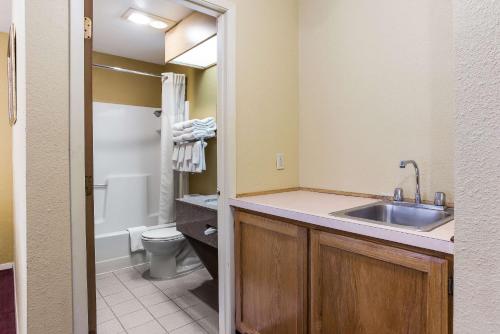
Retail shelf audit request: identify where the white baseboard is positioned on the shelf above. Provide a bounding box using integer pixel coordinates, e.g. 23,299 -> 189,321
0,262 -> 14,271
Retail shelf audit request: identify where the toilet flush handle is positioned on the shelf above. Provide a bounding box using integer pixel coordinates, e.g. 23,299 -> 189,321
204,226 -> 217,236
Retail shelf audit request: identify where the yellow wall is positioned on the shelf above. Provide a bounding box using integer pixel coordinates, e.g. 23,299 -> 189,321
93,52 -> 164,107
93,52 -> 201,109
93,53 -> 218,195
233,0 -> 300,194
0,32 -> 13,264
93,0 -> 303,197
191,66 -> 217,120
299,0 -> 455,202
189,66 -> 217,195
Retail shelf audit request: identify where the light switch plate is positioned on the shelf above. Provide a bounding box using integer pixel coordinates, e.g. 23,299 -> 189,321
276,153 -> 285,170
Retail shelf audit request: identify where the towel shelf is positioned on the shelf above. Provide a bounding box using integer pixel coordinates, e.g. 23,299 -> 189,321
174,135 -> 216,145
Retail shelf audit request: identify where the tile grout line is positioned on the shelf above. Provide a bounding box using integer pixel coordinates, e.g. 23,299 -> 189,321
134,265 -> 211,333
151,273 -> 212,333
103,265 -> 214,333
118,266 -> 176,333
97,273 -> 127,333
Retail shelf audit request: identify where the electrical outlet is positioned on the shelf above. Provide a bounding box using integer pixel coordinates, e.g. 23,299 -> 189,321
276,153 -> 285,170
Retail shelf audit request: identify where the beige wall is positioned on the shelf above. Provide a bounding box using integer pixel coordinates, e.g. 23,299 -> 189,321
454,1 -> 500,332
299,0 -> 455,202
10,0 -> 74,332
233,0 -> 300,194
0,33 -> 13,264
189,66 -> 217,195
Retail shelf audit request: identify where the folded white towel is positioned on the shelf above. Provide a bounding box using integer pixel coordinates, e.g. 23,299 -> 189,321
173,130 -> 215,143
173,124 -> 214,133
172,145 -> 180,163
185,143 -> 193,162
178,145 -> 185,170
191,140 -> 208,173
183,124 -> 216,133
173,117 -> 216,131
127,226 -> 147,252
183,143 -> 193,172
192,141 -> 201,165
172,140 -> 208,173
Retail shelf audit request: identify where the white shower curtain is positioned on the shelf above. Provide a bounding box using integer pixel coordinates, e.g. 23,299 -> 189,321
159,73 -> 187,225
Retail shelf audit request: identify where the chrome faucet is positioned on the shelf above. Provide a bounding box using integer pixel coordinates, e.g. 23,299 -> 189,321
400,160 -> 421,204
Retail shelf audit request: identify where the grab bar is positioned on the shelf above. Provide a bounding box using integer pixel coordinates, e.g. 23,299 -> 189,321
93,184 -> 107,189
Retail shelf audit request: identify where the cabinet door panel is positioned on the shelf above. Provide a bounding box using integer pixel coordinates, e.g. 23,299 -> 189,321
310,231 -> 448,334
235,211 -> 307,334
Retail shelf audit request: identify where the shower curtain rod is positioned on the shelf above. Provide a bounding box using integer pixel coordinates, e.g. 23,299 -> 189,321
92,63 -> 162,78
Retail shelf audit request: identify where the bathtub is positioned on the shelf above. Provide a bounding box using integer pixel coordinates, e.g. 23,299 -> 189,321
93,103 -> 163,273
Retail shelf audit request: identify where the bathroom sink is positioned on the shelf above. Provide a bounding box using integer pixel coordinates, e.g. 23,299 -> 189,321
330,202 -> 454,232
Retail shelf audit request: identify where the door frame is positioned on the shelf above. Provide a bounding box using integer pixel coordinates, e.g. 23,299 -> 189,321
69,0 -> 237,333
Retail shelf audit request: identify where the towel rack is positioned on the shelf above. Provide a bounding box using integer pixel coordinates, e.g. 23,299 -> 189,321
174,134 -> 216,145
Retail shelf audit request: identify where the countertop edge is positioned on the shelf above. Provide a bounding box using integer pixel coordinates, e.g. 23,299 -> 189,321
229,197 -> 454,255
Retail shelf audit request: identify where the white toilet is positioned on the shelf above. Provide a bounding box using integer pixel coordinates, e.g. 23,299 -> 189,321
141,226 -> 201,279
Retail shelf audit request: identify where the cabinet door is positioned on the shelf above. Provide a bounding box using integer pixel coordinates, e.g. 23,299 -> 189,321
235,211 -> 308,334
310,230 -> 448,334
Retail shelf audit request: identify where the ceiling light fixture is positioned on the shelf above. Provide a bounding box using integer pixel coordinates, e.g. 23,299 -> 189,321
150,20 -> 168,29
127,12 -> 151,25
123,8 -> 175,31
170,35 -> 218,69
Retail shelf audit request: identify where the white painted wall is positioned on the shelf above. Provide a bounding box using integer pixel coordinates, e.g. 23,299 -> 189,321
26,0 -> 73,331
12,0 -> 73,333
93,102 -> 161,234
454,1 -> 500,332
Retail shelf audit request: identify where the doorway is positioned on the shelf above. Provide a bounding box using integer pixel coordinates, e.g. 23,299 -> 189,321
70,0 -> 236,333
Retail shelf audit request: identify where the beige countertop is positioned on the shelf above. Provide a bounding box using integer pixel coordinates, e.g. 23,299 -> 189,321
229,190 -> 454,254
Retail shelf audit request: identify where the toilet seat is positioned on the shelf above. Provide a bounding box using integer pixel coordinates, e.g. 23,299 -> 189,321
142,227 -> 184,241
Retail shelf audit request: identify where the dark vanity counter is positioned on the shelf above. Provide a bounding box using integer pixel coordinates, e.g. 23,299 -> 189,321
176,195 -> 218,248
176,195 -> 219,310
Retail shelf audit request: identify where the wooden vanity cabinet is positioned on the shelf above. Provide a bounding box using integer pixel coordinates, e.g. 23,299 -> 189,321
310,230 -> 449,334
235,209 -> 451,334
234,210 -> 308,334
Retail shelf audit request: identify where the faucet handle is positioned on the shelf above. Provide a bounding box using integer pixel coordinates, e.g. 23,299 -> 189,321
434,192 -> 446,207
393,188 -> 404,202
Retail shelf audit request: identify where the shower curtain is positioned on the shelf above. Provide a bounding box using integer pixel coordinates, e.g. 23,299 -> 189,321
158,73 -> 187,224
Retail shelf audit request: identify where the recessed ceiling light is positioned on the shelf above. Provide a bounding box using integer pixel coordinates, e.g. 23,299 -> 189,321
127,12 -> 151,25
150,20 -> 168,30
170,35 -> 218,69
122,8 -> 175,31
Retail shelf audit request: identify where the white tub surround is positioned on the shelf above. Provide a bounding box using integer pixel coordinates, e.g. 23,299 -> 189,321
93,102 -> 162,234
93,102 -> 163,273
230,190 -> 454,254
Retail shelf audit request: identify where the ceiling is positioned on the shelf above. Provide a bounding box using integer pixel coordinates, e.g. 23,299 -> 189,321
0,0 -> 11,33
94,0 -> 193,64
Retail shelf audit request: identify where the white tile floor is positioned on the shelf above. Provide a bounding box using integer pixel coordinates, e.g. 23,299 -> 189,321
96,265 -> 218,334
